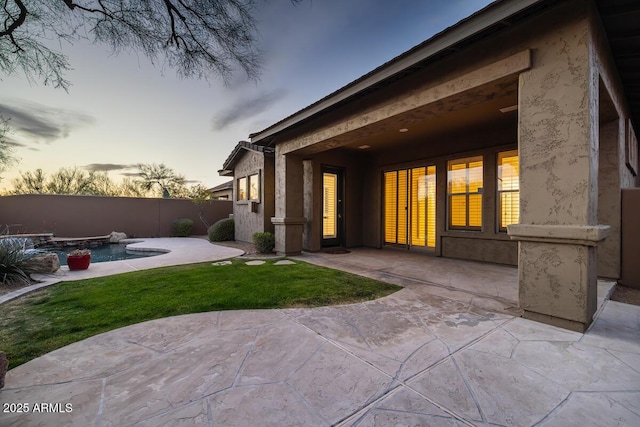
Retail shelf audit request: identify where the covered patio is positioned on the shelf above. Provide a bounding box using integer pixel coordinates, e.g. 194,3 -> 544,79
294,248 -> 616,317
240,0 -> 639,332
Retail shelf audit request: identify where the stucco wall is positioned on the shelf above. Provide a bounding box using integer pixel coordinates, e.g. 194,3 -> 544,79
589,4 -> 639,278
0,194 -> 232,237
233,149 -> 275,243
620,188 -> 640,289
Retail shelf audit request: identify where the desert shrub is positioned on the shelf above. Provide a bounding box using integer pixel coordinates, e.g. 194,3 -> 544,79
208,218 -> 234,242
0,238 -> 42,286
252,232 -> 275,254
171,218 -> 194,237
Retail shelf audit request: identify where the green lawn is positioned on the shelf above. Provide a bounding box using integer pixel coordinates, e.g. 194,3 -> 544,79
0,259 -> 400,369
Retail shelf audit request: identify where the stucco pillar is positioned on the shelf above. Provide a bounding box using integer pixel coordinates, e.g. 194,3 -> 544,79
272,151 -> 305,255
509,18 -> 609,332
597,119 -> 622,278
302,159 -> 313,251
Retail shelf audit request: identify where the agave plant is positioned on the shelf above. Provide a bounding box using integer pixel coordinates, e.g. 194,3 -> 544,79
0,237 -> 42,286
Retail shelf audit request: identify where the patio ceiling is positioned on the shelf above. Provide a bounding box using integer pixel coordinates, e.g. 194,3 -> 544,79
341,90 -> 518,154
294,76 -> 519,156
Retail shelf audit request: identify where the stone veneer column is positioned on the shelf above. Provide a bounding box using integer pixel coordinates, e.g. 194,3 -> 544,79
272,150 -> 305,255
509,17 -> 609,332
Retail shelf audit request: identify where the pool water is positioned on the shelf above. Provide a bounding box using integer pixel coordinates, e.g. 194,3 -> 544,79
56,244 -> 165,266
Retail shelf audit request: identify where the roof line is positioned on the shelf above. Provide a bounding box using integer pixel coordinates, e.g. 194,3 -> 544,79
250,0 -> 544,143
218,141 -> 275,176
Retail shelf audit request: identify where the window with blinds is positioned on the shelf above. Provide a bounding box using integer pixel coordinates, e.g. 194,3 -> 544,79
447,156 -> 483,230
498,150 -> 519,231
384,166 -> 436,248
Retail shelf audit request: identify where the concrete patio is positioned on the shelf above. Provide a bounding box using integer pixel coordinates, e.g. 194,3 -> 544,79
1,244 -> 638,426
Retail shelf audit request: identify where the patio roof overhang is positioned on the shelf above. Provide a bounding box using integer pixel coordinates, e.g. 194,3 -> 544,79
249,0 -> 558,146
279,51 -> 527,156
250,0 -> 640,148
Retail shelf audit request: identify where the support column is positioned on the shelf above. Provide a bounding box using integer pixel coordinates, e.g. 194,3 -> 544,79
511,17 -> 609,332
272,150 -> 305,255
597,119 -> 622,278
302,159 -> 317,251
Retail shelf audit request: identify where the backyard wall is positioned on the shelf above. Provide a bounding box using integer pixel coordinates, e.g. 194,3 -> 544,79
0,194 -> 232,238
620,188 -> 640,289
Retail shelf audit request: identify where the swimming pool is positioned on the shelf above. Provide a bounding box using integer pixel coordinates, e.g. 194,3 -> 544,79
55,244 -> 165,266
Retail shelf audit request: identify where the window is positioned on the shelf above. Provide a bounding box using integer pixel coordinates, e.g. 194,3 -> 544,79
248,173 -> 259,200
237,177 -> 247,201
237,172 -> 260,202
447,156 -> 483,230
498,150 -> 519,231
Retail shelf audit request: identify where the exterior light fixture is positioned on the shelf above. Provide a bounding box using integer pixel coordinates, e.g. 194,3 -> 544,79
399,128 -> 409,133
358,144 -> 371,149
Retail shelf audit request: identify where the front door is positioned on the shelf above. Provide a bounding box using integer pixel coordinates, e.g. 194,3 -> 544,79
322,167 -> 344,247
384,166 -> 436,249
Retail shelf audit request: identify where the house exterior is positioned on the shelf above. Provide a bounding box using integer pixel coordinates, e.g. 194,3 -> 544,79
219,141 -> 275,243
220,0 -> 639,332
209,180 -> 233,200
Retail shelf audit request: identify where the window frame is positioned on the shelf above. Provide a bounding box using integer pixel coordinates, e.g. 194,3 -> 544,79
446,155 -> 484,231
236,171 -> 261,203
248,172 -> 260,201
496,149 -> 519,232
236,177 -> 247,201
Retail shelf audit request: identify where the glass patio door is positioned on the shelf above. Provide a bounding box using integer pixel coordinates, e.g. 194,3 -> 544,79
384,166 -> 436,249
322,167 -> 344,247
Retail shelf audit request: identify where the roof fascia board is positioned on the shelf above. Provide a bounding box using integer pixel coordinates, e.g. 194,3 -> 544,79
251,0 -> 544,143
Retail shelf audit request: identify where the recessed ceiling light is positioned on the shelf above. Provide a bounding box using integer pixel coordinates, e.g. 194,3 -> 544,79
499,105 -> 518,113
399,128 -> 409,133
358,144 -> 370,149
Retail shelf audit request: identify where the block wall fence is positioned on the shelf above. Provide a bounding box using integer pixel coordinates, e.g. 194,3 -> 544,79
0,194 -> 232,238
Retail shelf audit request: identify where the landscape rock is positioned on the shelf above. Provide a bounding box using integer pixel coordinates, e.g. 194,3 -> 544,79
109,231 -> 128,243
23,253 -> 61,274
0,351 -> 7,389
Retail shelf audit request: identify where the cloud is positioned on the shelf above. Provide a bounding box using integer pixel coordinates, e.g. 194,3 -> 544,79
2,136 -> 28,148
0,101 -> 96,144
212,89 -> 287,130
83,163 -> 137,172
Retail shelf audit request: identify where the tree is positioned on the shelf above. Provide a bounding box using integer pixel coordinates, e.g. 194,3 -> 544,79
11,167 -> 94,194
186,183 -> 215,228
11,168 -> 46,193
45,167 -> 95,194
137,163 -> 186,198
0,116 -> 17,182
0,0 -> 296,90
10,164 -> 209,198
116,177 -> 147,198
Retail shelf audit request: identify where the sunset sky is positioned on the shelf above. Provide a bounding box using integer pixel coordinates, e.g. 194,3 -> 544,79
0,0 -> 493,192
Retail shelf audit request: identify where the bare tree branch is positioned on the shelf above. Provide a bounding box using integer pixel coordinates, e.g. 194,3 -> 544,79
0,0 -> 300,89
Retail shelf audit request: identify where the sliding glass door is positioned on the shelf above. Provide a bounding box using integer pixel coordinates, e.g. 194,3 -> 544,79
384,166 -> 436,249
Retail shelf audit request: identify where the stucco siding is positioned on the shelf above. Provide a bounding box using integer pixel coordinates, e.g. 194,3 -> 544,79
233,150 -> 274,243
